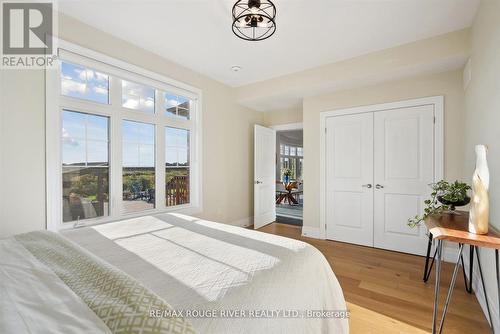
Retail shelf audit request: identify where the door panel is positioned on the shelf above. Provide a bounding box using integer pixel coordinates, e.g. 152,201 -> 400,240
326,113 -> 374,246
373,105 -> 434,255
254,125 -> 276,229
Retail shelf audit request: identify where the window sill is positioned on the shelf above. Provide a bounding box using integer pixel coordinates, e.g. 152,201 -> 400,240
56,204 -> 202,232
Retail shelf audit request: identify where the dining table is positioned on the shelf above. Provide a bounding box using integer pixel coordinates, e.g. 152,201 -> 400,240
276,181 -> 298,205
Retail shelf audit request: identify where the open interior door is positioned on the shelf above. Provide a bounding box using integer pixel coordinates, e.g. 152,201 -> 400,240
254,125 -> 276,229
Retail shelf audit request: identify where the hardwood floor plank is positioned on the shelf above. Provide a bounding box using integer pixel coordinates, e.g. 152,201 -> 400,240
258,223 -> 491,333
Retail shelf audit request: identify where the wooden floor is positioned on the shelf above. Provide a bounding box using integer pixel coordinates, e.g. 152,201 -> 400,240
258,223 -> 491,334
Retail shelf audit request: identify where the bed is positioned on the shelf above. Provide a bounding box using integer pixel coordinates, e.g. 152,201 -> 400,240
1,213 -> 348,334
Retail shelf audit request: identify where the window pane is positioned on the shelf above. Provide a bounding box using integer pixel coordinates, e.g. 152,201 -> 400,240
122,120 -> 155,213
290,146 -> 296,156
122,80 -> 155,113
291,158 -> 297,179
62,111 -> 109,223
299,158 -> 303,180
61,62 -> 109,104
280,144 -> 284,155
62,111 -> 86,139
87,140 -> 108,165
284,145 -> 289,155
164,93 -> 191,120
297,147 -> 303,157
166,127 -> 190,206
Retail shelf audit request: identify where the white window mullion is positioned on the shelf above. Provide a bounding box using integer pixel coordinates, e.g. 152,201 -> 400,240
190,97 -> 200,208
156,125 -> 166,211
155,90 -> 166,210
110,76 -> 123,218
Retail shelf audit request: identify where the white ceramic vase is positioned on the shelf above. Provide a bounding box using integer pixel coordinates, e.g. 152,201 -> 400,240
469,145 -> 489,234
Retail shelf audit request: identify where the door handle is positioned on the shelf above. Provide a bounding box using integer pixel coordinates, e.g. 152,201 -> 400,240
255,180 -> 263,184
375,184 -> 384,189
362,184 -> 372,188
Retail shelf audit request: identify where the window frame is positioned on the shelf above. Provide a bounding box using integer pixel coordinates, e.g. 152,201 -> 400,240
46,39 -> 203,231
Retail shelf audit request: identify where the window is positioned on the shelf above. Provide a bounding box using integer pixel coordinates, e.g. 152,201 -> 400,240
62,111 -> 109,222
165,93 -> 191,120
122,80 -> 155,113
279,142 -> 302,181
47,46 -> 200,228
297,147 -> 303,157
122,121 -> 155,213
166,127 -> 190,206
61,62 -> 109,104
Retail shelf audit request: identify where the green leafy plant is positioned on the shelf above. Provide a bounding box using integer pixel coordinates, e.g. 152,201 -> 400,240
407,180 -> 471,228
282,168 -> 292,177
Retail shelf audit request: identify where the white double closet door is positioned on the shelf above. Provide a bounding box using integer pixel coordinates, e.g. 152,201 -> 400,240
325,104 -> 435,255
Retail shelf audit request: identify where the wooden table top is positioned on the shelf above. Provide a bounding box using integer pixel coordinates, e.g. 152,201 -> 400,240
424,211 -> 500,249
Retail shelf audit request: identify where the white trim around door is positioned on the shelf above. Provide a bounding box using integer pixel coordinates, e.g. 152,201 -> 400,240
270,122 -> 303,131
319,96 -> 444,242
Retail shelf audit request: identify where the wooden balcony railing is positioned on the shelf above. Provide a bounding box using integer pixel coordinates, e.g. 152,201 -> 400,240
166,175 -> 189,206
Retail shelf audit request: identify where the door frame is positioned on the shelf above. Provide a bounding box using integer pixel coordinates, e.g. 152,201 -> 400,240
271,122 -> 303,132
271,122 -> 304,219
319,96 -> 444,240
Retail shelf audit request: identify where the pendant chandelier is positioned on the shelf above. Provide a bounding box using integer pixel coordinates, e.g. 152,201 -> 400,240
232,0 -> 277,41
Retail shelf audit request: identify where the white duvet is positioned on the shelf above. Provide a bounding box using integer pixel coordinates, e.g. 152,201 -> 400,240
62,213 -> 348,334
0,238 -> 112,334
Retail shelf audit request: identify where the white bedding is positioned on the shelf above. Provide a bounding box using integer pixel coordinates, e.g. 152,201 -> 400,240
63,213 -> 348,334
0,238 -> 112,334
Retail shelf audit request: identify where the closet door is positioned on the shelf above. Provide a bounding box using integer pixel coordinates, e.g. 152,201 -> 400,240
325,113 -> 374,246
373,105 -> 434,255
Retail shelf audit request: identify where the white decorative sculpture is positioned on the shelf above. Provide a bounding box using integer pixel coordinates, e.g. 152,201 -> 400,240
469,145 -> 489,234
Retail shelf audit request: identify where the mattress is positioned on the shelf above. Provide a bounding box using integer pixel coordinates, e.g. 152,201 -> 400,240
63,213 -> 348,334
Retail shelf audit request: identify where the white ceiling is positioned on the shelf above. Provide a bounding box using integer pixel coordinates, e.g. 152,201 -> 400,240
58,0 -> 479,87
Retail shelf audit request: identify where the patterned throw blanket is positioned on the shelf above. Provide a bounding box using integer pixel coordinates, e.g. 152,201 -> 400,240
15,231 -> 195,334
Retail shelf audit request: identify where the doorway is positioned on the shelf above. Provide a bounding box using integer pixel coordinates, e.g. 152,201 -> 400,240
273,124 -> 303,226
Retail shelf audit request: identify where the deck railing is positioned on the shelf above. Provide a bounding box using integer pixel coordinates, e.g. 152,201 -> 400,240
166,175 -> 189,206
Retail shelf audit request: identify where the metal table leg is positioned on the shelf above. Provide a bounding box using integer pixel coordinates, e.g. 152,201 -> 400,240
432,240 -> 443,334
424,233 -> 435,282
496,249 -> 499,334
476,247 -> 494,332
461,245 -> 474,293
423,239 -> 474,292
438,244 -> 465,334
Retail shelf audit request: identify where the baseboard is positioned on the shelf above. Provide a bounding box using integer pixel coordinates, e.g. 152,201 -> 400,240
462,248 -> 500,332
231,216 -> 253,228
301,226 -> 321,239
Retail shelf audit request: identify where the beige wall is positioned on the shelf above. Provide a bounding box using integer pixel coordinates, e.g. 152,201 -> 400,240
263,107 -> 303,126
1,70 -> 47,237
463,0 -> 500,327
0,13 -> 263,238
302,69 -> 465,230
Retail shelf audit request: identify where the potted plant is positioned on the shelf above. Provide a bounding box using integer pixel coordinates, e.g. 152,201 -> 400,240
282,168 -> 292,184
408,180 -> 471,228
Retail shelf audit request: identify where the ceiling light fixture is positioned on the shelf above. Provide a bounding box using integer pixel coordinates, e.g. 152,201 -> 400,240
232,0 -> 276,41
231,65 -> 242,72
